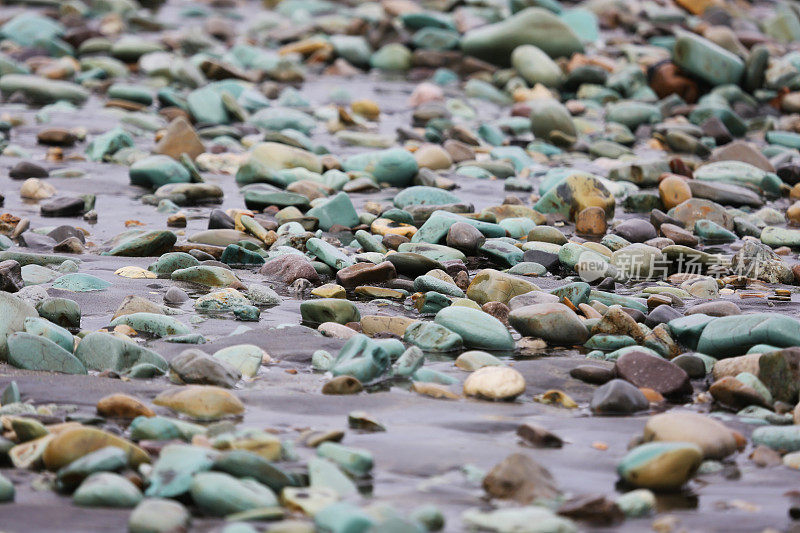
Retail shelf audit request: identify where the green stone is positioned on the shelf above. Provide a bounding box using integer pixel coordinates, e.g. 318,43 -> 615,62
187,86 -> 229,125
74,331 -> 167,373
694,220 -> 736,243
146,444 -> 215,498
191,472 -> 277,516
213,345 -> 262,377
330,334 -> 390,382
36,297 -> 80,329
148,252 -> 199,275
306,238 -> 355,270
307,192 -> 359,231
0,293 -> 38,359
213,450 -> 300,493
7,332 -> 86,374
171,266 -> 242,288
673,31 -> 744,86
435,306 -> 514,351
693,161 -> 781,196
317,442 -> 373,477
404,321 -> 463,352
220,244 -> 266,266
761,227 -> 800,248
110,312 -> 190,338
394,186 -> 462,209
24,316 -> 73,352
301,299 -> 360,325
0,74 -> 88,105
511,44 -> 564,87
308,457 -> 358,497
73,472 -> 142,508
56,446 -> 128,491
370,43 -> 412,71
315,503 -> 375,533
130,156 -> 191,189
696,314 -> 800,357
752,426 -> 800,452
108,230 -> 177,257
413,275 -> 464,298
249,107 -> 316,135
343,148 -> 418,188
412,210 -> 505,244
461,8 -> 582,63
86,127 -> 135,161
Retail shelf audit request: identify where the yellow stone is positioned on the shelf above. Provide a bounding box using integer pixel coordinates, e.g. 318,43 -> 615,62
370,217 -> 417,238
351,99 -> 380,120
466,269 -> 539,305
114,266 -> 156,279
411,382 -> 461,400
450,298 -> 482,310
9,434 -> 55,469
482,205 -> 546,224
153,385 -> 245,421
42,426 -> 150,470
360,315 -> 415,336
311,284 -> 346,299
424,269 -> 456,285
533,389 -> 578,408
581,241 -> 613,258
213,430 -> 281,460
675,0 -> 716,15
282,487 -> 339,516
354,286 -> 405,299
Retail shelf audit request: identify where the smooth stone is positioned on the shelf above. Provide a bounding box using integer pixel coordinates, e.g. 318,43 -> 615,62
0,74 -> 88,105
301,299 -> 360,325
56,446 -> 128,491
673,31 -> 744,86
7,332 -> 86,374
213,345 -> 263,378
434,306 -> 514,350
170,349 -> 240,388
153,386 -> 244,421
461,8 -> 583,63
696,314 -> 800,357
43,426 -> 150,471
455,350 -> 504,371
130,156 -> 191,189
508,303 -> 588,345
52,273 -> 111,292
404,321 -> 463,352
191,472 -> 276,516
73,472 -> 142,508
128,499 -> 190,533
110,312 -> 189,338
617,442 -> 703,490
643,412 -> 738,460
0,292 -> 39,358
752,426 -> 800,453
615,350 -> 691,398
590,379 -> 649,415
36,297 -> 80,329
466,269 -> 539,306
75,331 -> 167,373
171,266 -> 242,288
463,366 -> 526,401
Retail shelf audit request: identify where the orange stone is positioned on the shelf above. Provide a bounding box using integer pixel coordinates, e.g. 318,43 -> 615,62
658,175 -> 692,210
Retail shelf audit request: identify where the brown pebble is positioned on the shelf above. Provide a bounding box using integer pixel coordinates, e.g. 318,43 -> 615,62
575,206 -> 607,236
96,393 -> 155,419
481,301 -> 510,325
321,376 -> 363,395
